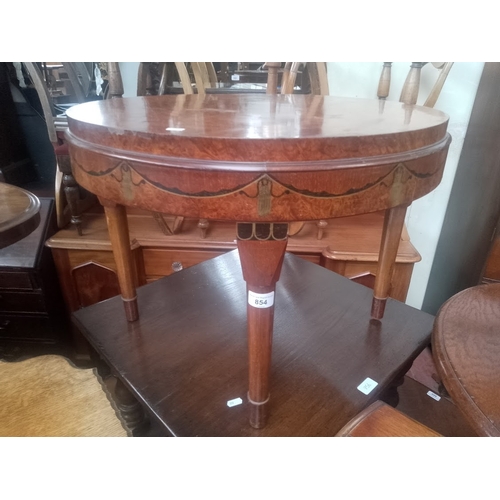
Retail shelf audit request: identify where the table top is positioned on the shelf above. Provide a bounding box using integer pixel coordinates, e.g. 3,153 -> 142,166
66,94 -> 449,163
72,250 -> 435,436
0,183 -> 41,250
66,95 -> 451,221
432,283 -> 500,437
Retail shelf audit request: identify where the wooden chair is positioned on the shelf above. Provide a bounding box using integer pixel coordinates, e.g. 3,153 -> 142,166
136,63 -> 218,96
20,62 -> 97,234
336,400 -> 441,437
377,62 -> 454,107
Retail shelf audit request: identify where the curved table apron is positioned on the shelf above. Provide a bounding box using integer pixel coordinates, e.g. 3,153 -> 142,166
433,284 -> 500,437
66,94 -> 450,428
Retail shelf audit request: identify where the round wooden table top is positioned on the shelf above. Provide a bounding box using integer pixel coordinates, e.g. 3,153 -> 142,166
432,283 -> 500,436
0,183 -> 41,249
66,94 -> 451,221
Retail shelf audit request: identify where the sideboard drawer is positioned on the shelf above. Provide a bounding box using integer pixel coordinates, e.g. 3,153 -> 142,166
0,272 -> 35,290
0,315 -> 56,342
0,290 -> 46,313
143,248 -> 226,276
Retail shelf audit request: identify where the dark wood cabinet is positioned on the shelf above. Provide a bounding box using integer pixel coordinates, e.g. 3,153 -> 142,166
0,197 -> 70,359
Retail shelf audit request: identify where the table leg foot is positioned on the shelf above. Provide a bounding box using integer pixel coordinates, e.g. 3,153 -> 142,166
123,297 -> 139,322
249,398 -> 269,429
372,205 -> 408,319
101,198 -> 139,322
371,297 -> 387,319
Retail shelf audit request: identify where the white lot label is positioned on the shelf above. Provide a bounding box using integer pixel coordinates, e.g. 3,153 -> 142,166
427,390 -> 441,401
357,377 -> 378,395
231,74 -> 240,81
227,397 -> 243,407
248,291 -> 274,309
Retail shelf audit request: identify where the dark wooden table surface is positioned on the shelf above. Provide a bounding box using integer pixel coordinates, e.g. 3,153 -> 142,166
66,94 -> 450,428
0,183 -> 40,249
73,251 -> 435,436
433,283 -> 500,436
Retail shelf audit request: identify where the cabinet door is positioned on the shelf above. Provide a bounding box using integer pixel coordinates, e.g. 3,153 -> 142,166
51,248 -> 144,311
72,261 -> 120,308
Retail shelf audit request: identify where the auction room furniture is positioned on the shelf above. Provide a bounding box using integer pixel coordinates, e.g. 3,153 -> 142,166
432,283 -> 500,436
0,182 -> 40,249
46,209 -> 420,314
21,62 -> 97,233
65,93 -> 450,428
72,250 -> 436,436
0,195 -> 69,360
335,400 -> 441,437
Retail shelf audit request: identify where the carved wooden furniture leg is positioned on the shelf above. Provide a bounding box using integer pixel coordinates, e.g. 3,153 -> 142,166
372,205 -> 408,319
100,199 -> 138,321
237,223 -> 288,429
114,378 -> 149,436
316,220 -> 328,240
198,219 -> 209,239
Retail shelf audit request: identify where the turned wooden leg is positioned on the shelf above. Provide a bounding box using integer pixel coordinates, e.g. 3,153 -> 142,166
198,219 -> 209,239
114,378 -> 149,436
62,171 -> 83,236
372,205 -> 408,319
100,199 -> 139,321
316,220 -> 328,240
237,223 -> 288,429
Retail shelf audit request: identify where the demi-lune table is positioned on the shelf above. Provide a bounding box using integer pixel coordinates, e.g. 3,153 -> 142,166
66,94 -> 450,428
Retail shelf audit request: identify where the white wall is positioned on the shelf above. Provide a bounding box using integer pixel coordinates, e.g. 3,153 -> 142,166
118,62 -> 484,309
118,62 -> 140,97
326,62 -> 484,308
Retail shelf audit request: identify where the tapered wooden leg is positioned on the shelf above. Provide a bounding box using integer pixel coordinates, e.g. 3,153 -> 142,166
100,198 -> 138,321
372,205 -> 408,319
237,223 -> 288,429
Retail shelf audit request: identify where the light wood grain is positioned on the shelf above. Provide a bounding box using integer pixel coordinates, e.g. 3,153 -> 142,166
336,400 -> 441,437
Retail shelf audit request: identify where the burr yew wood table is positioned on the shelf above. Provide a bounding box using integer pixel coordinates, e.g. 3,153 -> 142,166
65,94 -> 450,428
0,183 -> 40,249
432,283 -> 500,437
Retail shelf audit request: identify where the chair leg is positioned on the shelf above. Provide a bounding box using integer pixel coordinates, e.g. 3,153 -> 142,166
63,172 -> 83,236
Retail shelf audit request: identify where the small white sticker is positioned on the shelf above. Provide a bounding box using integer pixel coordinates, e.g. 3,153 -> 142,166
427,390 -> 441,401
357,378 -> 378,395
227,397 -> 243,407
248,291 -> 274,308
231,74 -> 240,81
165,127 -> 185,132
